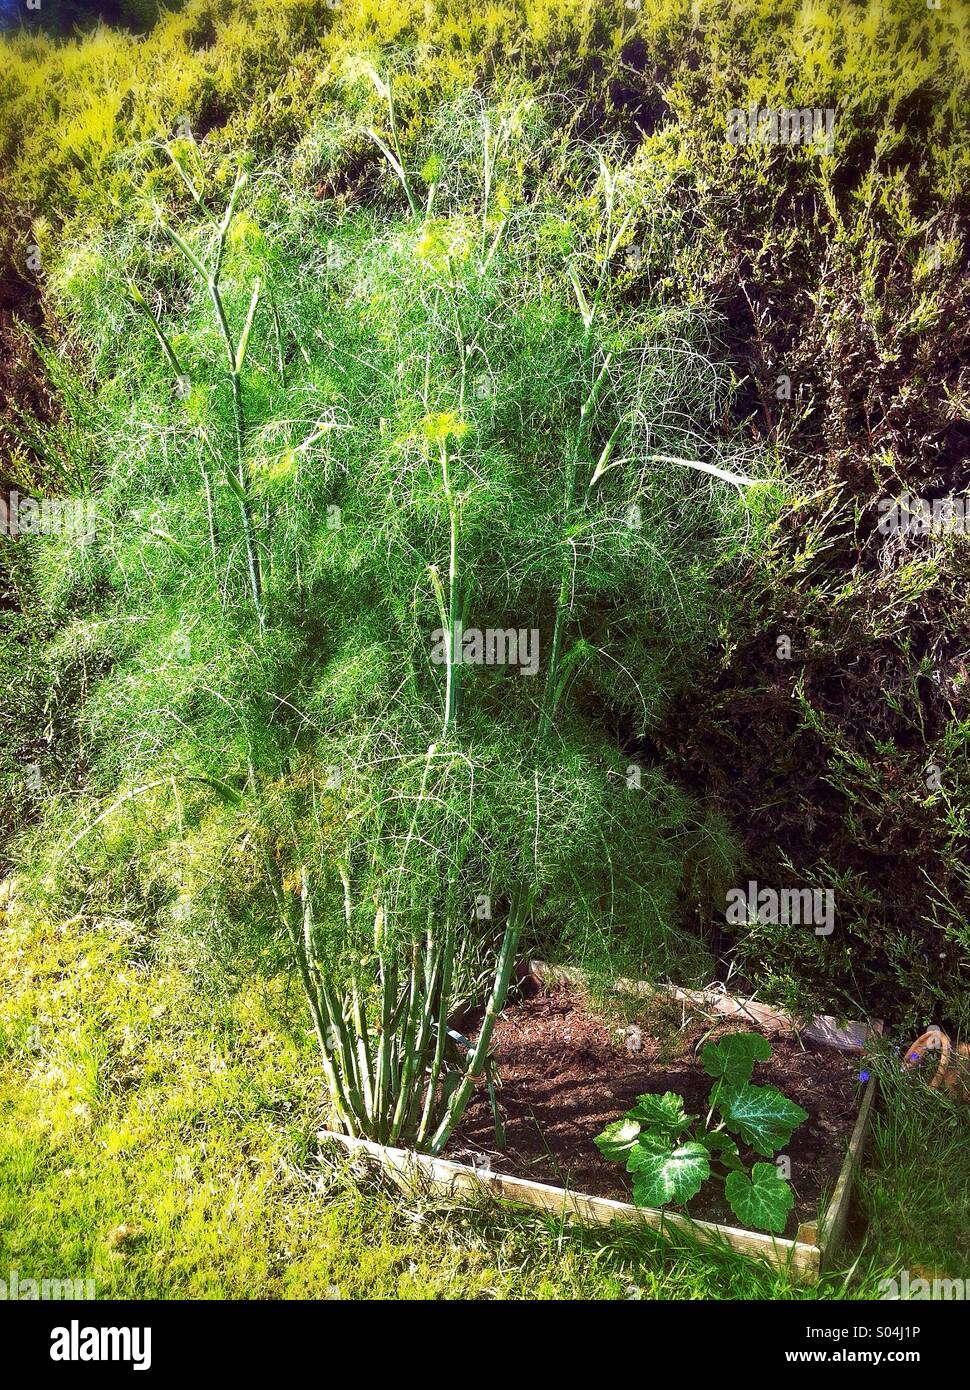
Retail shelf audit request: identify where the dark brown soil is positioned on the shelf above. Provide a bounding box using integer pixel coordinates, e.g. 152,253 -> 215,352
452,982 -> 865,1238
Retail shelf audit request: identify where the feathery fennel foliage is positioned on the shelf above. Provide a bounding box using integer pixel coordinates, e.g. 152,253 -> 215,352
12,91 -> 780,1144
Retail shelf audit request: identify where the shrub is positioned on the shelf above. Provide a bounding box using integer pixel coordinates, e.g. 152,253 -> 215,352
5,98 -> 772,1135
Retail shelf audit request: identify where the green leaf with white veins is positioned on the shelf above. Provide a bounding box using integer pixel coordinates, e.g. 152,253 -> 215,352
627,1091 -> 691,1135
594,1117 -> 641,1161
718,1083 -> 808,1157
725,1163 -> 795,1233
701,1032 -> 771,1087
627,1134 -> 710,1207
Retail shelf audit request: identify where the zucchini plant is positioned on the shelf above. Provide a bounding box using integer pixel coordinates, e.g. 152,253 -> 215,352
594,1032 -> 808,1232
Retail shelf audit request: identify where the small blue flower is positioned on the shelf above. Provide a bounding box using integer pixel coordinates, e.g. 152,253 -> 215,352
859,1070 -> 870,1083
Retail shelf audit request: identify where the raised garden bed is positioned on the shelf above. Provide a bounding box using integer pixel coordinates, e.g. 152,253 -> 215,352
319,963 -> 879,1278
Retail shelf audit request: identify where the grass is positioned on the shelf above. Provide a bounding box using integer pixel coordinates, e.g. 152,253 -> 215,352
2,895 -> 967,1300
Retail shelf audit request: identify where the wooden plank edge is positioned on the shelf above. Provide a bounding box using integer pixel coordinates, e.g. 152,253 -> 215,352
816,1072 -> 879,1270
528,960 -> 881,1054
317,1128 -> 820,1279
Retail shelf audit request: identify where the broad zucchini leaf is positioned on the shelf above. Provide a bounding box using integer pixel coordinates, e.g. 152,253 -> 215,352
701,1032 -> 771,1087
725,1162 -> 795,1233
626,1091 -> 691,1135
718,1082 -> 809,1157
594,1117 -> 641,1161
627,1134 -> 710,1208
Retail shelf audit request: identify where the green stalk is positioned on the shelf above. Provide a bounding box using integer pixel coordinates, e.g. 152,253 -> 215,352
428,891 -> 528,1155
128,279 -> 186,384
538,352 -> 613,742
350,983 -> 374,1121
538,189 -> 624,741
158,190 -> 265,634
300,868 -> 367,1131
271,862 -> 355,1135
416,919 -> 455,1146
365,69 -> 419,218
338,860 -> 375,1120
441,438 -> 461,732
320,977 -> 367,1129
213,278 -> 265,635
130,282 -> 223,603
388,944 -> 421,1142
373,939 -> 396,1142
398,934 -> 441,1142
